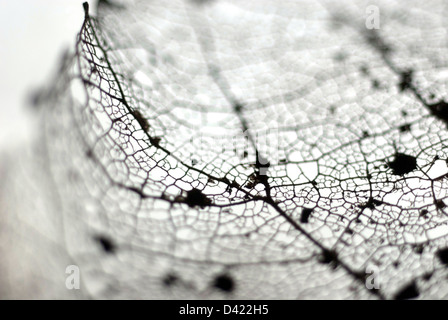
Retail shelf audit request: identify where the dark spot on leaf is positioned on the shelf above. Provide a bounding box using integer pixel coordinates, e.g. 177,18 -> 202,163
320,249 -> 339,268
398,70 -> 413,92
149,136 -> 161,147
372,199 -> 382,206
86,149 -> 94,158
131,109 -> 150,132
213,274 -> 234,293
437,248 -> 448,265
372,79 -> 380,89
333,51 -> 347,62
245,173 -> 265,189
359,197 -> 383,210
97,0 -> 125,9
387,153 -> 417,176
399,124 -> 411,133
301,207 -> 313,223
394,281 -> 419,300
423,272 -> 433,281
360,65 -> 369,75
366,29 -> 392,55
420,209 -> 428,218
163,273 -> 178,287
428,100 -> 448,126
127,186 -> 145,198
29,89 -> 45,108
436,199 -> 446,210
413,245 -> 424,255
230,180 -> 240,189
185,188 -> 211,208
191,0 -> 214,5
94,235 -> 115,254
233,103 -> 243,113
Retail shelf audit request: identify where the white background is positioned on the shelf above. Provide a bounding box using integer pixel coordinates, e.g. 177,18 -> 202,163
0,0 -> 89,148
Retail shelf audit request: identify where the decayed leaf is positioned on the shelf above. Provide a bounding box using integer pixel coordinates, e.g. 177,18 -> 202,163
2,0 -> 448,299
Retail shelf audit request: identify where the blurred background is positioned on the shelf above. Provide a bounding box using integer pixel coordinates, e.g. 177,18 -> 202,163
0,0 -> 91,299
0,0 -> 88,149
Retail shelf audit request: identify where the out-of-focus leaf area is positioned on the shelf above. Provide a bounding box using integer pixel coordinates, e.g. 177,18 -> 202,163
2,0 -> 448,299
